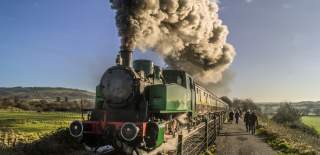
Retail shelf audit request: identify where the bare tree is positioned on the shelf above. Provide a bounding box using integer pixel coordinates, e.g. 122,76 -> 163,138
272,103 -> 301,123
64,97 -> 69,103
56,97 -> 61,102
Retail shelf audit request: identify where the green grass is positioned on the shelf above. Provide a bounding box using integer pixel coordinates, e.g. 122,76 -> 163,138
0,109 -> 82,146
301,116 -> 320,134
256,116 -> 320,155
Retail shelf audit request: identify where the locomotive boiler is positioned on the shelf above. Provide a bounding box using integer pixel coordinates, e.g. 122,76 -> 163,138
69,50 -> 228,154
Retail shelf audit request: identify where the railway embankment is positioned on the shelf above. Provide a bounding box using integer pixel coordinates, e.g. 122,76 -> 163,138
257,118 -> 320,155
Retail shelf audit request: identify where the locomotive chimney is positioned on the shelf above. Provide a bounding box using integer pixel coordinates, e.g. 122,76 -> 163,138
120,50 -> 132,67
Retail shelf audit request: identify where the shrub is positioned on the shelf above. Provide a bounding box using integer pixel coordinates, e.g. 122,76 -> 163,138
16,103 -> 32,111
272,103 -> 301,124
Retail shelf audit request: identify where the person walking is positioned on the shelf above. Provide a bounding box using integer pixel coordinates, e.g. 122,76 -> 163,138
235,111 -> 240,124
244,110 -> 251,132
229,111 -> 234,123
249,111 -> 258,135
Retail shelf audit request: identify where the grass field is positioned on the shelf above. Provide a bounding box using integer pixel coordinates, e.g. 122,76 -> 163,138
0,108 -> 82,147
301,116 -> 320,134
258,117 -> 320,154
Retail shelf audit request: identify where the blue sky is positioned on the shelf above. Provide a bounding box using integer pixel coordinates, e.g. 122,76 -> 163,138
1,0 -> 320,102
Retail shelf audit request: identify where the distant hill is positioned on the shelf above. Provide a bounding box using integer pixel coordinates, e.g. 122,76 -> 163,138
0,87 -> 95,100
257,101 -> 320,116
257,101 -> 320,105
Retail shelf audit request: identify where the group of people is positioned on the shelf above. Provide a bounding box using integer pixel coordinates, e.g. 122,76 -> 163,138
228,109 -> 258,135
228,110 -> 241,124
244,110 -> 258,134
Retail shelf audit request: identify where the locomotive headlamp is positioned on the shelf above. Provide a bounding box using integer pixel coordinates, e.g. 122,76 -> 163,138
69,120 -> 83,137
120,122 -> 139,141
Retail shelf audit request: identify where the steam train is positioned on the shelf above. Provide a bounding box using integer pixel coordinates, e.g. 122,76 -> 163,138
69,50 -> 228,154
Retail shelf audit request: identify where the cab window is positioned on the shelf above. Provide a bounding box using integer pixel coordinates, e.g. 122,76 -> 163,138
163,70 -> 186,87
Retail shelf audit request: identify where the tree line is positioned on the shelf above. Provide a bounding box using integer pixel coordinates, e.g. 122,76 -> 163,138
0,96 -> 93,112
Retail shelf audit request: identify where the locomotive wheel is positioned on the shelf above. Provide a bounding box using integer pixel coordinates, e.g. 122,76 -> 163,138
113,138 -> 123,150
121,143 -> 137,155
131,148 -> 143,155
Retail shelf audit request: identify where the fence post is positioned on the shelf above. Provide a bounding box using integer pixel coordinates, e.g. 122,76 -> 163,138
221,113 -> 223,130
218,113 -> 221,131
205,118 -> 209,152
13,137 -> 16,147
220,112 -> 222,130
177,133 -> 183,155
213,114 -> 217,139
219,113 -> 222,130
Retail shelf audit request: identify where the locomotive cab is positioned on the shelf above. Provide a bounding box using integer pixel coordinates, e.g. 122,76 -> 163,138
148,70 -> 195,113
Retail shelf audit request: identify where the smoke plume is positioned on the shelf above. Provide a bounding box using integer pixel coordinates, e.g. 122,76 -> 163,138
206,70 -> 235,96
110,0 -> 235,84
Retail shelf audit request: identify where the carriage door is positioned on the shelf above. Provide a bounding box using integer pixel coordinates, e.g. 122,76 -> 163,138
187,76 -> 195,113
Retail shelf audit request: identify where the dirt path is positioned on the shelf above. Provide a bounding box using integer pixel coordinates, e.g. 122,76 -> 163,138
216,120 -> 277,155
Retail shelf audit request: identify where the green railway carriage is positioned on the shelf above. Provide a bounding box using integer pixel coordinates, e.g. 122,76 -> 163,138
69,50 -> 228,154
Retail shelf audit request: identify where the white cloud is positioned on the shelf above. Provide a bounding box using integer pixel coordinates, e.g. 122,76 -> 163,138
245,0 -> 253,3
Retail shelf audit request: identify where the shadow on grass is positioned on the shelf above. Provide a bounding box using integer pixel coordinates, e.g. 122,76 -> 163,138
1,128 -> 88,155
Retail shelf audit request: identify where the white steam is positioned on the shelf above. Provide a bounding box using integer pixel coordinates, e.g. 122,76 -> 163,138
110,0 -> 235,84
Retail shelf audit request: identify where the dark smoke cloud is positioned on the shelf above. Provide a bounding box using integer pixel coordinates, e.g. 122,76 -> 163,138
110,0 -> 236,85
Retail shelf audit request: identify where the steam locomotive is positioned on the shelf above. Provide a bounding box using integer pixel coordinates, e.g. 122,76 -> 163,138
69,50 -> 228,154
